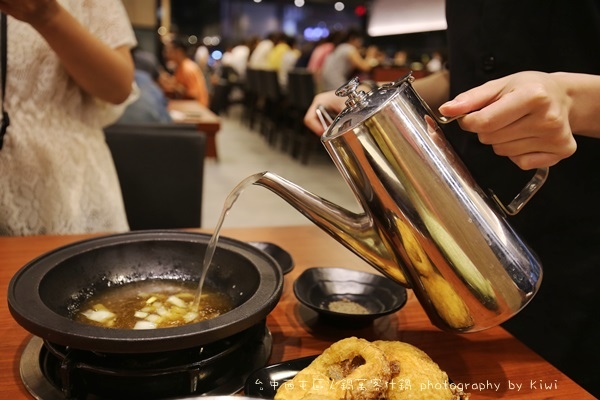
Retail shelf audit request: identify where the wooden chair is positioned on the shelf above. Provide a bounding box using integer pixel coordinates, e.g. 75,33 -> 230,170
104,123 -> 206,230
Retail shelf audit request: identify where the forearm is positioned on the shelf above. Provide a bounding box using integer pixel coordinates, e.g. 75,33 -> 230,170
349,51 -> 376,73
30,4 -> 134,104
553,72 -> 600,138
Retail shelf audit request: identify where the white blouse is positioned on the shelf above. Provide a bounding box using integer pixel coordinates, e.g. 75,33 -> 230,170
0,0 -> 136,235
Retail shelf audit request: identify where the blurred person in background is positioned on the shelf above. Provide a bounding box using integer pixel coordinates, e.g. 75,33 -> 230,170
426,50 -> 445,73
292,40 -> 315,69
307,30 -> 344,92
274,36 -> 301,89
266,32 -> 288,71
114,53 -> 172,125
319,28 -> 380,92
194,44 -> 212,93
194,44 -> 210,74
131,45 -> 160,81
159,37 -> 210,107
248,32 -> 277,70
222,39 -> 250,80
0,0 -> 136,236
393,50 -> 409,67
304,2 -> 600,396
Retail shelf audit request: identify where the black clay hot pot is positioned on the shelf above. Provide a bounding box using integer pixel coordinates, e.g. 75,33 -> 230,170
7,230 -> 284,354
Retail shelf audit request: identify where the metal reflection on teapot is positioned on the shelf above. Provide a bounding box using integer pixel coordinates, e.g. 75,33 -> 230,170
254,73 -> 546,333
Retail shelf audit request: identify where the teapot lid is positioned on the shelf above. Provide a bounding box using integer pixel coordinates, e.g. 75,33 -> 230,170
321,73 -> 415,141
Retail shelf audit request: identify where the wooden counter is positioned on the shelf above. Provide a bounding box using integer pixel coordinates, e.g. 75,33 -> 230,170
0,226 -> 594,399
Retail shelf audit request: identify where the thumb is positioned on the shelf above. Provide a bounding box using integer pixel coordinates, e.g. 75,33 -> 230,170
438,97 -> 471,117
439,80 -> 503,117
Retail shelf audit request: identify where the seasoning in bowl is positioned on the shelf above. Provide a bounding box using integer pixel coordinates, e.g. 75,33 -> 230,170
327,299 -> 369,314
293,267 -> 407,325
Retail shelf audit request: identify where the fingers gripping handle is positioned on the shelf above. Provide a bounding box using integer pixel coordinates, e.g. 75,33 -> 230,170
434,114 -> 550,217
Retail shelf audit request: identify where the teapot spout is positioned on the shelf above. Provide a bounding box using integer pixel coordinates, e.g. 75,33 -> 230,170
254,171 -> 410,286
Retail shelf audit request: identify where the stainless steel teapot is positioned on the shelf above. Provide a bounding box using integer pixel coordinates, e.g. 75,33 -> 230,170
254,73 -> 547,332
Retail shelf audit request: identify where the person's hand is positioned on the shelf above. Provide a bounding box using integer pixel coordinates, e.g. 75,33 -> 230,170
0,0 -> 61,27
304,90 -> 346,136
158,72 -> 177,93
438,71 -> 577,170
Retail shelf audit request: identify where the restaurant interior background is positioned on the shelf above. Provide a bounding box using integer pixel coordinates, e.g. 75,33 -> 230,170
121,0 -> 448,71
117,0 -> 451,228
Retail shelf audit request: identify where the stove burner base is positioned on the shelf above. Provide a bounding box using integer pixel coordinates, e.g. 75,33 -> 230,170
20,327 -> 272,400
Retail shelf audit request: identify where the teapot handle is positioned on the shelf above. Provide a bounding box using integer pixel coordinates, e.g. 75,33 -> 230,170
490,167 -> 549,216
434,114 -> 550,216
322,74 -> 549,217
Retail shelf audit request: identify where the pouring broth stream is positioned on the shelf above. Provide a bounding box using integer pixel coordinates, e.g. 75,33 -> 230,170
76,173 -> 264,329
192,173 -> 264,311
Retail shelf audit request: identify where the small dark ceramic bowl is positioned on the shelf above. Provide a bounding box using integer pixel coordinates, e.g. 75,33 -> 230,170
248,241 -> 294,274
293,267 -> 407,325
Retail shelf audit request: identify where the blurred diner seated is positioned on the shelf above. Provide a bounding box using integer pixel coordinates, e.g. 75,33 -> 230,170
222,39 -> 251,80
265,32 -> 290,72
319,28 -> 381,92
115,47 -> 172,125
426,50 -> 446,73
248,32 -> 277,69
159,37 -> 210,107
275,36 -> 302,90
306,30 -> 344,92
115,69 -> 172,125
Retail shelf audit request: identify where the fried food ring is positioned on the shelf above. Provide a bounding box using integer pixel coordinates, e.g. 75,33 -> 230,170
373,340 -> 455,400
274,337 -> 391,400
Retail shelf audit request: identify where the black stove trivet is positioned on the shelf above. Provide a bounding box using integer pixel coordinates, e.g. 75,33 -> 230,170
20,324 -> 272,400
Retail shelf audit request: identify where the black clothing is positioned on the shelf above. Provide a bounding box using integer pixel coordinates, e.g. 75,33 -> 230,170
445,1 -> 600,396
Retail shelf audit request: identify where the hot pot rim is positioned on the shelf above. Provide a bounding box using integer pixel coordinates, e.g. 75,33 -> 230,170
7,230 -> 284,353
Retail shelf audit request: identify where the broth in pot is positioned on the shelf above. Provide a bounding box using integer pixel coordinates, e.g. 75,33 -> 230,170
75,280 -> 233,330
